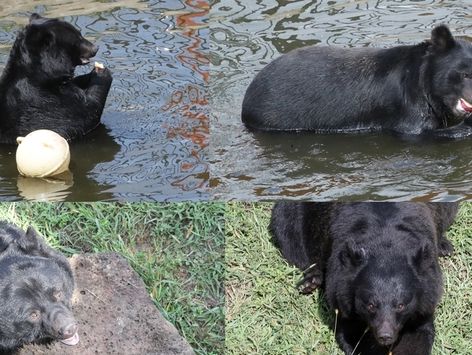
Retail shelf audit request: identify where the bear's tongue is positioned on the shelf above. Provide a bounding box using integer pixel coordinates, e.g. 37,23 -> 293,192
60,331 -> 79,346
460,98 -> 472,112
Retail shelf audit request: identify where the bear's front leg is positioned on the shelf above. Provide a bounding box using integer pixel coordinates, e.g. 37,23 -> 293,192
79,67 -> 113,133
391,317 -> 434,355
296,263 -> 323,294
429,121 -> 472,139
85,67 -> 113,107
72,72 -> 93,89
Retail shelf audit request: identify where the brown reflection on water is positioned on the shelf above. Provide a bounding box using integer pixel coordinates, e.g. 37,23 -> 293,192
162,0 -> 209,191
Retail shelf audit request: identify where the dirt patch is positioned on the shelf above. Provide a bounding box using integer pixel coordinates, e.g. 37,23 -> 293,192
19,253 -> 194,355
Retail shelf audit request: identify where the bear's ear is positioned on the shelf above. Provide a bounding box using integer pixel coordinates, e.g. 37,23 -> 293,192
431,25 -> 455,52
14,226 -> 43,253
412,243 -> 434,272
29,13 -> 50,25
25,24 -> 56,50
340,239 -> 366,268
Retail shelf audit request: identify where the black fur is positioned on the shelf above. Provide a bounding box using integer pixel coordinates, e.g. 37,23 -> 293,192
0,13 -> 112,144
242,25 -> 472,138
0,221 -> 76,351
270,202 -> 459,355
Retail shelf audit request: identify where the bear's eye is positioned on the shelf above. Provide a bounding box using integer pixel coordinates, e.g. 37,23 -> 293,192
397,303 -> 405,312
367,303 -> 375,312
461,73 -> 472,79
29,310 -> 41,322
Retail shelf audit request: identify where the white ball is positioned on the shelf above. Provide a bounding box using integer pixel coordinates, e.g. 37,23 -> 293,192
16,130 -> 70,178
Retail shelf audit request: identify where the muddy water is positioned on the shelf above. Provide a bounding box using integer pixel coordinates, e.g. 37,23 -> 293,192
210,0 -> 472,201
0,0 -> 208,201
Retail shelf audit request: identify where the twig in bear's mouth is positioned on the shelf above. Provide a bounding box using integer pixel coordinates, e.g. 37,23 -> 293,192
350,327 -> 369,355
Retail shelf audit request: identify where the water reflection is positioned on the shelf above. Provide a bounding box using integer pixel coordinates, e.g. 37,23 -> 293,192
0,0 -> 208,201
210,0 -> 472,201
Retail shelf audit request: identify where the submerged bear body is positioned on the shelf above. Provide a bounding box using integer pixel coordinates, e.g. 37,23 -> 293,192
242,26 -> 472,138
0,14 -> 112,144
270,202 -> 459,355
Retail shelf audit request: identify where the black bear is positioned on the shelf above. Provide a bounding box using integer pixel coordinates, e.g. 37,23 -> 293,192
0,13 -> 113,144
242,25 -> 472,138
270,202 -> 459,355
0,221 -> 77,351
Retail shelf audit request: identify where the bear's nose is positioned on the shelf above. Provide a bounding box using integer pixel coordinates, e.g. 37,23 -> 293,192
378,333 -> 394,345
59,323 -> 78,339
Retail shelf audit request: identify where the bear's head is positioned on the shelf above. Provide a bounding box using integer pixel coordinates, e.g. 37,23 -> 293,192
339,240 -> 441,347
18,13 -> 98,81
426,25 -> 472,123
0,225 -> 77,350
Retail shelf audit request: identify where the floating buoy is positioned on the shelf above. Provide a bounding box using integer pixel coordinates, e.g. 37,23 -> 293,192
16,130 -> 70,178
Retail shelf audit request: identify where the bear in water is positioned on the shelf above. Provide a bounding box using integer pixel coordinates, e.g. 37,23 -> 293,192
242,26 -> 472,138
0,13 -> 112,144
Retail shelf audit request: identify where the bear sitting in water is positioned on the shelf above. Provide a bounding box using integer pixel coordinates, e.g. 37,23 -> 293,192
270,202 -> 458,355
242,25 -> 472,138
0,13 -> 112,144
0,221 -> 78,351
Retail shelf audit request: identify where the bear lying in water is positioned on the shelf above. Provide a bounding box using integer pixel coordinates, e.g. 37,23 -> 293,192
0,222 -> 78,351
270,202 -> 458,355
242,25 -> 472,138
0,13 -> 113,144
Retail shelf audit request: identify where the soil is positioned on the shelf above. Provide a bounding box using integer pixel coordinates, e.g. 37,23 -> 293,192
18,253 -> 195,355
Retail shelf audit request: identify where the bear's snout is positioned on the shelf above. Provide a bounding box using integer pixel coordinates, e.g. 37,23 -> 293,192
374,320 -> 397,346
58,322 -> 78,339
45,305 -> 77,339
79,41 -> 98,64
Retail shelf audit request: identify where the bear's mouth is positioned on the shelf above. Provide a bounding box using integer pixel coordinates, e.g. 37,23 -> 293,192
60,330 -> 80,346
457,98 -> 472,113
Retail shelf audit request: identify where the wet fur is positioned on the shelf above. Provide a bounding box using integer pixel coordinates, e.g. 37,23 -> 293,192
243,26 -> 472,138
0,14 -> 112,144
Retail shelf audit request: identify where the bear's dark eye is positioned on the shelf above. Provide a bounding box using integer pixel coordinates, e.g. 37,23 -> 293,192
461,73 -> 472,79
397,303 -> 405,312
367,303 -> 375,313
29,310 -> 41,322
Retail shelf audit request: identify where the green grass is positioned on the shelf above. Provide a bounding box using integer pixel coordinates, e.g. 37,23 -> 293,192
225,203 -> 472,355
0,202 -> 224,355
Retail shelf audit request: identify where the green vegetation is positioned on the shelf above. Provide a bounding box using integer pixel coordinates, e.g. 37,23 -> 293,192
0,202 -> 224,355
225,203 -> 472,354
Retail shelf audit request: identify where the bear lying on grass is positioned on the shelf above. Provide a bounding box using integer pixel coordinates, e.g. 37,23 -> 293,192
242,25 -> 472,138
0,13 -> 112,144
270,202 -> 459,355
0,222 -> 77,351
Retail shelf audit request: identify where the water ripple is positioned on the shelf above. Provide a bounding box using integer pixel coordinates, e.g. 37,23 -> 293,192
210,0 -> 472,201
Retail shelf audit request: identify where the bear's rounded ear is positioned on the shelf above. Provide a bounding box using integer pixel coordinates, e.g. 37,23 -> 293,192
25,24 -> 56,50
29,13 -> 47,25
15,226 -> 42,252
412,243 -> 434,272
340,239 -> 366,268
431,25 -> 455,52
